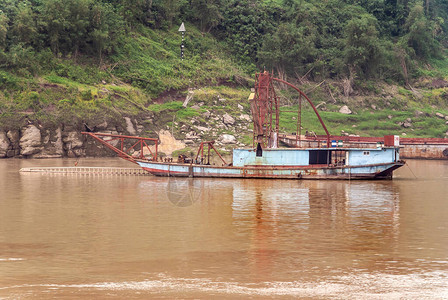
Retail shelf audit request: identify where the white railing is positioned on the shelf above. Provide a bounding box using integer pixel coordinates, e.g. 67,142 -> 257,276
19,167 -> 149,176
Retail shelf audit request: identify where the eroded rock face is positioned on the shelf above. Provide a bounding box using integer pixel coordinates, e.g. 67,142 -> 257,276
124,117 -> 136,135
63,131 -> 83,148
37,128 -> 64,158
95,121 -> 108,130
62,131 -> 84,157
7,130 -> 19,146
156,129 -> 186,156
20,125 -> 42,156
0,132 -> 10,158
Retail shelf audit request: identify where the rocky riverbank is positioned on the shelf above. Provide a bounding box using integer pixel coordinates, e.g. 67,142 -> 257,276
2,81 -> 448,160
0,123 -> 106,159
0,111 -> 250,159
0,122 -> 192,159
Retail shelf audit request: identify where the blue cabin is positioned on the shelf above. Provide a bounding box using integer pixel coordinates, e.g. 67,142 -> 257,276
232,147 -> 399,167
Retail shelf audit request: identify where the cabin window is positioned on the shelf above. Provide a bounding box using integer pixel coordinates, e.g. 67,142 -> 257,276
256,143 -> 263,157
363,151 -> 370,155
331,150 -> 347,166
309,150 -> 331,165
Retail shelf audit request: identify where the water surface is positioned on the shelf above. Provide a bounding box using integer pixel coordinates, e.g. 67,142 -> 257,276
0,158 -> 447,298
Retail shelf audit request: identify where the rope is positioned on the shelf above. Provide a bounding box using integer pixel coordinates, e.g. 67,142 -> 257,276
405,162 -> 418,179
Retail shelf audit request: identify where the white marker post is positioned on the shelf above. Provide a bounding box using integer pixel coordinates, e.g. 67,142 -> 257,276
179,22 -> 186,60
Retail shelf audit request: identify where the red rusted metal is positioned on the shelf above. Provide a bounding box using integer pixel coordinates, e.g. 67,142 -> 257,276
279,133 -> 448,159
82,132 -> 158,163
400,137 -> 448,145
252,72 -> 279,148
291,134 -> 448,145
296,94 -> 302,147
272,77 -> 331,147
194,141 -> 227,165
252,72 -> 331,149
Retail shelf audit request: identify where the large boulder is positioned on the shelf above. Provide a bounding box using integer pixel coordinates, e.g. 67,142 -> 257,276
0,132 -> 10,158
219,134 -> 237,144
240,114 -> 251,122
195,125 -> 210,132
403,121 -> 412,128
223,113 -> 235,125
203,110 -> 211,118
436,112 -> 445,119
20,125 -> 42,156
339,105 -> 352,114
414,110 -> 424,117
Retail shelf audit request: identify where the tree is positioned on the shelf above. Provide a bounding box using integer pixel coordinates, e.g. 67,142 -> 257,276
89,2 -> 124,64
402,2 -> 439,58
119,0 -> 149,28
118,0 -> 187,29
215,0 -> 277,64
11,1 -> 37,46
258,22 -> 318,78
39,0 -> 91,56
0,13 -> 8,49
190,0 -> 222,33
343,13 -> 381,77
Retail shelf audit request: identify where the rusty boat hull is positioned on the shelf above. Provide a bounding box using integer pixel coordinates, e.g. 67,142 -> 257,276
137,160 -> 404,180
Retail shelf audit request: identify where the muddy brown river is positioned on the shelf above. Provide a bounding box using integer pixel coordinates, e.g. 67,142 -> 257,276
0,158 -> 447,299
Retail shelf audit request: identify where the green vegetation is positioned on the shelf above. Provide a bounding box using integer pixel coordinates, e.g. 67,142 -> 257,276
1,0 -> 447,83
278,101 -> 448,138
0,0 -> 448,140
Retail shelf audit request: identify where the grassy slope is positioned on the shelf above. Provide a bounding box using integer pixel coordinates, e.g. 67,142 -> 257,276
277,79 -> 448,138
0,24 -> 250,131
0,23 -> 448,143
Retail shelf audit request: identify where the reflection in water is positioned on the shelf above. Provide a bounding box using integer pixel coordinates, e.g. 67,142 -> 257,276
232,180 -> 402,279
0,159 -> 447,298
165,178 -> 203,207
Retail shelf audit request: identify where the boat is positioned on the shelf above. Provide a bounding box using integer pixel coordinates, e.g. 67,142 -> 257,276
83,72 -> 404,179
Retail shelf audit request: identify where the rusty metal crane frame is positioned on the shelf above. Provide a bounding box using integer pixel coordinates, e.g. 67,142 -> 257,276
252,72 -> 331,148
273,77 -> 330,146
82,132 -> 158,163
252,72 -> 280,148
194,141 -> 227,165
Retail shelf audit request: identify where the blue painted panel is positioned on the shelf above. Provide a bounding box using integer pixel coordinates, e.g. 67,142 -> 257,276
348,148 -> 396,166
138,162 -> 189,173
233,148 -> 309,166
193,166 -> 242,176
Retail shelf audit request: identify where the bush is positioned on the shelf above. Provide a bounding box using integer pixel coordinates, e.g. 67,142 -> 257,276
0,70 -> 20,90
